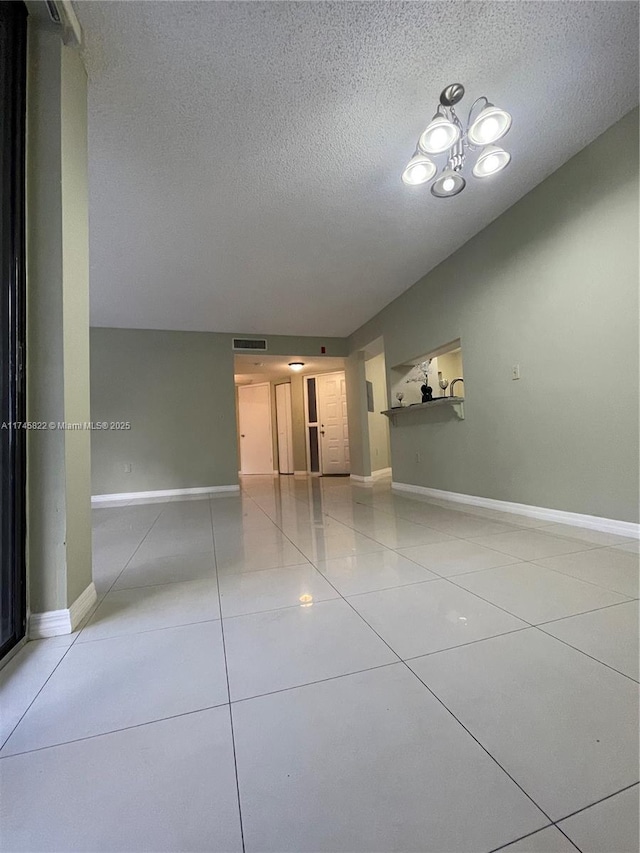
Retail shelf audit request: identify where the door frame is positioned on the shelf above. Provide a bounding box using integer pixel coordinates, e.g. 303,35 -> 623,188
0,0 -> 28,663
237,382 -> 274,475
303,374 -> 321,476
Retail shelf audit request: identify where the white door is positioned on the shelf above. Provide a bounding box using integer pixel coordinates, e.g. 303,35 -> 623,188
275,383 -> 294,474
238,383 -> 273,475
317,372 -> 350,474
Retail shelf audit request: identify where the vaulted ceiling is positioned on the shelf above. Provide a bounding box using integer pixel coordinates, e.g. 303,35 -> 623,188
78,1 -> 639,336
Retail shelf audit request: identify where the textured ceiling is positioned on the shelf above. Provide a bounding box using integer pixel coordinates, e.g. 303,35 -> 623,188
234,354 -> 345,384
78,1 -> 639,337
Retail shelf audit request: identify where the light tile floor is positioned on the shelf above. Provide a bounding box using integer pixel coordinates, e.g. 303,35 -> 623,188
1,475 -> 638,853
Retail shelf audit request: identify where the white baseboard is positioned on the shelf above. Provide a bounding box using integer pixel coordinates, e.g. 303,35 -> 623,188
294,470 -> 307,476
91,485 -> 240,507
351,468 -> 392,485
372,467 -> 392,478
391,482 -> 640,538
29,582 -> 98,639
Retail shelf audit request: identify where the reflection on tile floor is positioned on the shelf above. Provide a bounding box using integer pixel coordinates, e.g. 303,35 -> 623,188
1,474 -> 638,852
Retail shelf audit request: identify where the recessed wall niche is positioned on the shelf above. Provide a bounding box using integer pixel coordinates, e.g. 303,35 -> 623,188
390,339 -> 464,407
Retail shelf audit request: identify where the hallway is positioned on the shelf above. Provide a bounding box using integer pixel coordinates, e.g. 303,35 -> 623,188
1,476 -> 638,852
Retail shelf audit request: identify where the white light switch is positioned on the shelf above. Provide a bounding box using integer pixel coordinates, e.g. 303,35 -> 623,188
124,463 -> 132,473
512,364 -> 520,380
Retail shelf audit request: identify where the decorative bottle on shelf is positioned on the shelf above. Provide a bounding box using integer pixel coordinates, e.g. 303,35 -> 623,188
421,384 -> 433,403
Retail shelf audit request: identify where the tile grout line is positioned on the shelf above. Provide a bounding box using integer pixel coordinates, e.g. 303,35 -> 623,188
3,501 -> 214,754
239,482 -> 558,836
1,653 -> 399,759
488,822 -> 583,853
551,780 -> 640,826
240,481 -> 632,669
4,643 -> 634,839
535,597 -> 637,627
317,500 -> 619,585
553,825 -> 584,853
402,661 -> 558,830
0,700 -> 232,761
0,507 -> 168,753
534,623 -> 640,684
88,505 -> 171,617
8,486 -> 630,850
440,573 -> 640,683
523,555 -> 637,597
319,495 -> 620,553
210,497 -> 247,853
227,660 -> 401,706
134,488 -> 635,691
0,640 -> 78,754
243,479 -> 639,848
69,614 -> 223,646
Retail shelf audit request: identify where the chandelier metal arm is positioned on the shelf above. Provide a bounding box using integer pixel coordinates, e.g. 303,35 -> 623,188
465,96 -> 490,149
467,96 -> 490,127
448,107 -> 466,171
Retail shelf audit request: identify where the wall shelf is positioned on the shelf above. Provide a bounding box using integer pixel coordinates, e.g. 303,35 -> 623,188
382,397 -> 465,424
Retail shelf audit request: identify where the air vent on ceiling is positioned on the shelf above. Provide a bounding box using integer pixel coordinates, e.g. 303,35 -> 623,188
232,338 -> 268,352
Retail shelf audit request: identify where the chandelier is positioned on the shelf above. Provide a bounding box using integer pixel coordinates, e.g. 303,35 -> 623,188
402,83 -> 512,198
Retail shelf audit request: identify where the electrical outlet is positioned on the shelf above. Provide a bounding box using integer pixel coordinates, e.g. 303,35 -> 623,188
124,463 -> 132,473
415,452 -> 421,463
512,364 -> 520,380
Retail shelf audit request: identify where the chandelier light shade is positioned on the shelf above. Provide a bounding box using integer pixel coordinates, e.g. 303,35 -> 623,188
401,153 -> 437,185
402,84 -> 512,198
472,145 -> 511,178
418,114 -> 460,155
467,104 -> 512,146
431,169 -> 466,198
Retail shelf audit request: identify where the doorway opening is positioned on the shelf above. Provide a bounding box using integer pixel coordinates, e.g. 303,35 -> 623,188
234,354 -> 349,477
363,337 -> 392,480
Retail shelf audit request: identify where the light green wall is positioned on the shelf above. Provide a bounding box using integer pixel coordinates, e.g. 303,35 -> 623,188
92,332 -> 348,493
91,329 -> 239,494
350,109 -> 639,523
345,352 -> 371,479
365,352 -> 391,472
27,27 -> 92,613
60,46 -> 92,605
